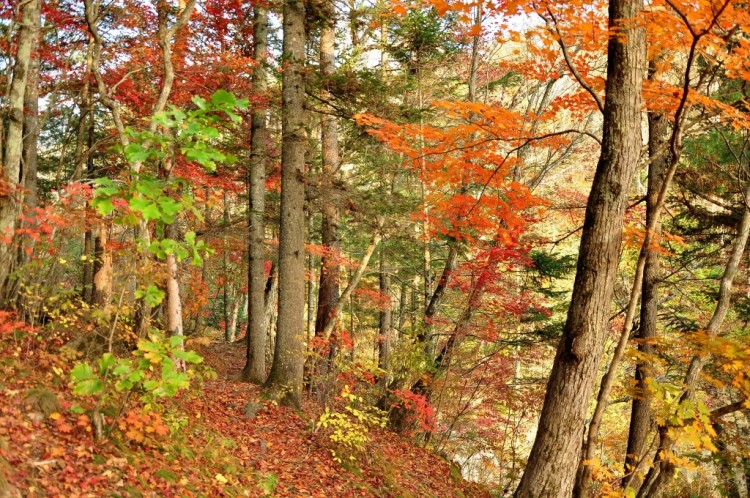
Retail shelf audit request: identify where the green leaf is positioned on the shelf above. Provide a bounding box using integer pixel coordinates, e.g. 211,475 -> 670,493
173,350 -> 203,364
129,196 -> 161,222
74,378 -> 103,396
261,472 -> 278,496
124,143 -> 151,163
71,363 -> 96,381
112,362 -> 132,376
98,353 -> 116,374
91,197 -> 114,216
211,89 -> 236,107
192,95 -> 207,110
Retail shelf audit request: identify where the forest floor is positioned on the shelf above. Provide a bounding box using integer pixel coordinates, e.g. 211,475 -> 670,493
0,333 -> 490,497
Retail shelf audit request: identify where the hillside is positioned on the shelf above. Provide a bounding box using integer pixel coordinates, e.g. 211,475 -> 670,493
0,333 -> 489,498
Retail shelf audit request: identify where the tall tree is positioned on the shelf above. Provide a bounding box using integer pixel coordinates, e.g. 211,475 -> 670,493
243,2 -> 270,384
622,65 -> 671,492
514,0 -> 646,496
265,0 -> 307,408
314,0 -> 341,343
0,0 -> 41,299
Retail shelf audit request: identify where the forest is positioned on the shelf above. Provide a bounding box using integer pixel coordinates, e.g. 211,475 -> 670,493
1,0 -> 750,496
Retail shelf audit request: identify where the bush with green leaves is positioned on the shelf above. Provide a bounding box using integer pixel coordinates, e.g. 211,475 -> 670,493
91,90 -> 247,268
70,331 -> 205,433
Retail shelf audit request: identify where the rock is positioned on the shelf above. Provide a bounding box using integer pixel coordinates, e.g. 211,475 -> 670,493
22,389 -> 60,418
243,401 -> 263,419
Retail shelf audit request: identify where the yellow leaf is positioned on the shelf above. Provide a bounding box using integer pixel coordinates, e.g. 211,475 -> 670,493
215,473 -> 228,484
49,412 -> 62,420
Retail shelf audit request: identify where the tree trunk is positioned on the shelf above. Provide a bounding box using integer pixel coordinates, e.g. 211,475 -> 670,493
92,226 -> 113,309
264,0 -> 307,408
622,80 -> 671,494
514,1 -> 645,496
378,250 -> 392,371
639,180 -> 750,498
21,32 -> 40,211
0,0 -> 40,298
227,292 -> 243,344
264,263 -> 279,366
242,2 -> 269,384
314,3 -> 341,339
165,221 -> 184,369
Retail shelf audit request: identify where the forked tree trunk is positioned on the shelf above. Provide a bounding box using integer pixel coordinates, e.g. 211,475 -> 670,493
622,80 -> 671,494
243,2 -> 269,384
638,181 -> 750,498
264,0 -> 307,408
514,1 -> 646,496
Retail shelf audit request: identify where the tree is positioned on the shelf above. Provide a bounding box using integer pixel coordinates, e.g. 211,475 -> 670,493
514,0 -> 646,495
0,0 -> 41,300
265,0 -> 307,408
243,2 -> 270,384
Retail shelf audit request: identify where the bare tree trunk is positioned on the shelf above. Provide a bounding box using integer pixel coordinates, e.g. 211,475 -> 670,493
21,32 -> 39,211
223,192 -> 230,341
314,2 -> 341,339
227,292 -> 243,344
83,230 -> 94,303
514,1 -> 645,496
165,221 -> 184,369
242,2 -> 269,384
81,72 -> 96,304
264,264 -> 278,366
10,8 -> 41,305
378,250 -> 392,371
92,226 -> 113,308
622,82 -> 671,494
264,0 -> 307,408
0,0 -> 40,298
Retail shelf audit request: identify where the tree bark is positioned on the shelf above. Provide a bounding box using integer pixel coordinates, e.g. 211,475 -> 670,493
0,0 -> 40,298
622,84 -> 671,495
314,2 -> 341,339
264,0 -> 307,409
242,1 -> 269,384
21,29 -> 40,211
165,222 -> 184,344
92,226 -> 113,308
514,1 -> 645,496
378,250 -> 392,371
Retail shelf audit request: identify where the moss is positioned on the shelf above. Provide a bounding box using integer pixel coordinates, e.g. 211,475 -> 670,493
22,388 -> 61,417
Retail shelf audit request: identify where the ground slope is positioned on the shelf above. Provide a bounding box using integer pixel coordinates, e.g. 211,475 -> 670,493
0,336 -> 489,498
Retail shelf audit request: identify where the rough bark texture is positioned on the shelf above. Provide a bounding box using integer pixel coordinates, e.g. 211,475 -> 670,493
0,0 -> 40,298
514,1 -> 645,496
623,99 -> 671,494
21,34 -> 40,210
378,252 -> 392,371
314,4 -> 341,339
264,0 -> 307,409
243,2 -> 268,381
92,226 -> 113,308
